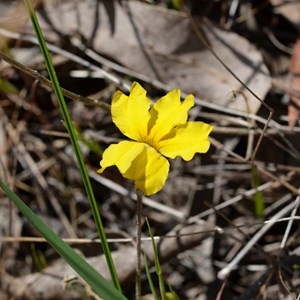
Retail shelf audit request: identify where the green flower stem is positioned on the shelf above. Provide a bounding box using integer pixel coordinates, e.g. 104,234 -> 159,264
23,0 -> 121,292
136,189 -> 143,300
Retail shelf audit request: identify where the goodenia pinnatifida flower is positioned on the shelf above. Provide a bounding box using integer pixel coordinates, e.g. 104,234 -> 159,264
98,82 -> 213,196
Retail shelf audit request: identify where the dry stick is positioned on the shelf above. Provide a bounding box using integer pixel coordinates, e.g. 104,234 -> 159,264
0,31 -> 271,120
3,27 -> 300,112
202,110 -> 300,160
5,42 -> 296,190
0,223 -> 220,244
277,188 -> 300,298
135,189 -> 143,300
3,19 -> 298,247
70,36 -> 168,91
88,170 -> 185,220
3,215 -> 300,245
263,131 -> 300,161
256,165 -> 299,195
1,37 -> 296,139
5,119 -> 76,237
198,112 -> 300,134
3,223 -> 216,300
218,199 -> 297,280
3,38 -> 296,143
210,138 -> 240,225
17,158 -> 56,181
0,50 -> 111,112
211,137 -> 300,195
4,29 -> 294,220
0,111 -> 23,236
0,28 -> 131,91
216,280 -> 227,300
16,142 -> 77,238
197,98 -> 295,134
73,27 -> 286,145
264,28 -> 292,55
190,180 -> 279,222
8,121 -> 74,236
188,144 -> 298,223
4,14 -> 295,291
280,188 -> 300,249
3,27 -> 299,146
182,2 -> 274,162
209,126 -> 300,135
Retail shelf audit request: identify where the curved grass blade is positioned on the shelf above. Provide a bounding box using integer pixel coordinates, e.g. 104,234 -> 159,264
0,179 -> 127,300
23,0 -> 121,291
144,254 -> 159,300
146,218 -> 167,300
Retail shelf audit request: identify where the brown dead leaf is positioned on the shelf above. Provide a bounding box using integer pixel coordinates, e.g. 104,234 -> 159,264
33,0 -> 270,114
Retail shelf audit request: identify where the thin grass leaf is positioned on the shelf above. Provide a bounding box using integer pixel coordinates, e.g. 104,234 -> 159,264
0,179 -> 127,300
23,0 -> 121,291
146,218 -> 166,300
251,166 -> 265,218
144,254 -> 159,300
31,243 -> 47,271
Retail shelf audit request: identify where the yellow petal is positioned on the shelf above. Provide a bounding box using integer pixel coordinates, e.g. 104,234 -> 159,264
111,82 -> 151,142
147,90 -> 194,145
98,141 -> 145,174
123,145 -> 170,195
157,122 -> 213,161
98,141 -> 170,195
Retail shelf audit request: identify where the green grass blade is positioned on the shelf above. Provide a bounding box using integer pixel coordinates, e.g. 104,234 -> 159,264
31,243 -> 47,271
146,218 -> 166,300
23,0 -> 121,291
0,179 -> 127,300
251,167 -> 265,218
144,254 -> 159,300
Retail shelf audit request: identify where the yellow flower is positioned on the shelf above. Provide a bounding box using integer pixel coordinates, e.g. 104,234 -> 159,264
98,82 -> 213,195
